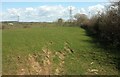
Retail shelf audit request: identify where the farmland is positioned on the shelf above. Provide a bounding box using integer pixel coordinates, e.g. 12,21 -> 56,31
2,22 -> 119,75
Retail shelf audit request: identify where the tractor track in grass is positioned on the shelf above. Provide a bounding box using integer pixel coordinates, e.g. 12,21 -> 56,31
17,48 -> 52,75
54,51 -> 65,75
16,41 -> 74,75
54,41 -> 74,75
41,47 -> 52,75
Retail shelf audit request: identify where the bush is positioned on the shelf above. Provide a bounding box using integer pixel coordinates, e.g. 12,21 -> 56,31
23,25 -> 30,28
83,2 -> 120,48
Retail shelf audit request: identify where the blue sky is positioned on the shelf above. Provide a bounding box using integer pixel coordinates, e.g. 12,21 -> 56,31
1,0 -> 110,2
1,2 -> 110,22
2,2 -> 106,10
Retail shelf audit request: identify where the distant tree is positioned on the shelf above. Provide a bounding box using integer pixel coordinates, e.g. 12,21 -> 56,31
57,18 -> 64,26
58,18 -> 64,23
74,13 -> 88,26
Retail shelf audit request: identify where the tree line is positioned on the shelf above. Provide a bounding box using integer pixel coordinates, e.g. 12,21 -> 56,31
57,2 -> 120,48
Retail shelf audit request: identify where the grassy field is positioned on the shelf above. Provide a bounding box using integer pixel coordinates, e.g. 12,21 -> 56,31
2,24 -> 119,75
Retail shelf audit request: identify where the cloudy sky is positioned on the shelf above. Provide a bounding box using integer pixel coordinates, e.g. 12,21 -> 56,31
1,1 -> 111,22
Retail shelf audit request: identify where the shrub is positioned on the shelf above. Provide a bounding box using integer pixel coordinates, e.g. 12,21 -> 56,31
83,2 -> 120,48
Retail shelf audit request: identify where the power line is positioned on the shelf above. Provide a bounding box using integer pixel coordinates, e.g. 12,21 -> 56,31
69,6 -> 72,23
17,15 -> 19,22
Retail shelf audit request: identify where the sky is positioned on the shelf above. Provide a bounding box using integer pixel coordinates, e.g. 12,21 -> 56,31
1,1 -> 111,22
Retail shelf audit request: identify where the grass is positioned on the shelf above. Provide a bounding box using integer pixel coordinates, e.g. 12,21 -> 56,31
2,24 -> 119,75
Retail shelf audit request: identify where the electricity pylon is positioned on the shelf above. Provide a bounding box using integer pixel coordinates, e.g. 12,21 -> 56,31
69,6 -> 72,23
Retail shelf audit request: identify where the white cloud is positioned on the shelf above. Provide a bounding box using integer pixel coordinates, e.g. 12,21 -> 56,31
2,4 -> 106,22
79,8 -> 87,15
88,4 -> 105,15
7,8 -> 21,16
2,5 -> 72,22
109,0 -> 120,2
0,13 -> 2,21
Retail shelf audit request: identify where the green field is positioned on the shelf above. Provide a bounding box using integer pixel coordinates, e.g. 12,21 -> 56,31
2,25 -> 119,75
